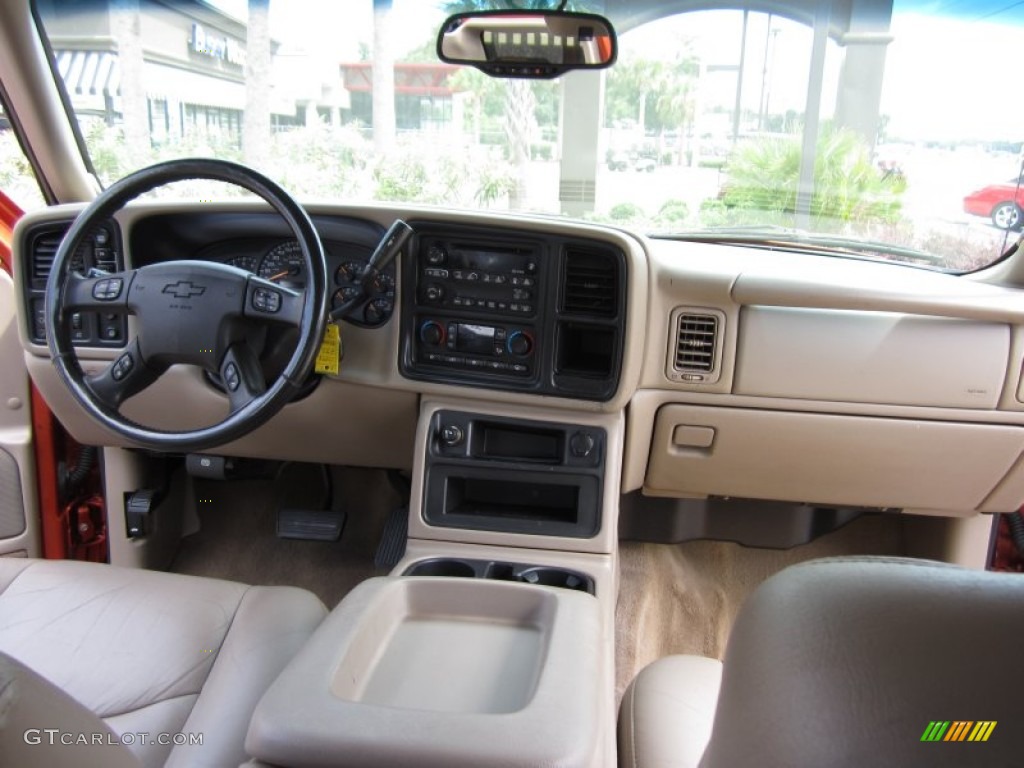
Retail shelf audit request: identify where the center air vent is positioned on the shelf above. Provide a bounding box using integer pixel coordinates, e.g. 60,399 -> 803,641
668,309 -> 725,384
561,248 -> 617,317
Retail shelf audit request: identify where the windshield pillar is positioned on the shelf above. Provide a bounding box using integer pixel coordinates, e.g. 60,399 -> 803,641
558,69 -> 604,217
834,0 -> 894,152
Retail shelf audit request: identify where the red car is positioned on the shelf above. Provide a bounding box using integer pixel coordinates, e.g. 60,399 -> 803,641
964,178 -> 1024,230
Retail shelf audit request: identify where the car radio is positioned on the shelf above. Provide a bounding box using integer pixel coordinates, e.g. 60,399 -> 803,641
417,239 -> 540,317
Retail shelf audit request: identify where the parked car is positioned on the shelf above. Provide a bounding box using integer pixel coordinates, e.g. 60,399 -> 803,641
964,178 -> 1024,230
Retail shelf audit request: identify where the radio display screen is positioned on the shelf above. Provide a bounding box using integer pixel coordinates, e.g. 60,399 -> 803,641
455,324 -> 495,354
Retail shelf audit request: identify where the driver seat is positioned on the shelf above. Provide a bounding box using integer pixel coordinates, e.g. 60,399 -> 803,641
0,557 -> 326,767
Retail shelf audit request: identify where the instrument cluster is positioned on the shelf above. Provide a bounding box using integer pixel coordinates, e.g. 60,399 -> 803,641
210,239 -> 397,328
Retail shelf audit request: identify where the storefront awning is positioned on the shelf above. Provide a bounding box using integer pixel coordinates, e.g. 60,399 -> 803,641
56,50 -> 120,97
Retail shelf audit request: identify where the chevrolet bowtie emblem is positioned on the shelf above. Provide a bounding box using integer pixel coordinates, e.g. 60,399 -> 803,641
163,281 -> 206,299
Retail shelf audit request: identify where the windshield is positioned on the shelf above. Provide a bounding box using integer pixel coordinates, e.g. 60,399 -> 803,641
30,0 -> 1024,271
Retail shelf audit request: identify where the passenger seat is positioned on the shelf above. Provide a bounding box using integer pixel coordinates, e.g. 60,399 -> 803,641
618,556 -> 1024,767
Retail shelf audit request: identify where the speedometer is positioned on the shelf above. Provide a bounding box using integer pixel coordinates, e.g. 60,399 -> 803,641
259,241 -> 305,287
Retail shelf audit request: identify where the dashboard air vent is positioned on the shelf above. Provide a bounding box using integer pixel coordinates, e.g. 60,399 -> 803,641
29,225 -> 117,283
30,231 -> 62,281
30,228 -> 89,281
674,313 -> 718,372
561,248 -> 617,317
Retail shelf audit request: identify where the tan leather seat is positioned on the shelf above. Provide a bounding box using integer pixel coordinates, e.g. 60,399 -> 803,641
619,556 -> 1024,768
0,558 -> 326,768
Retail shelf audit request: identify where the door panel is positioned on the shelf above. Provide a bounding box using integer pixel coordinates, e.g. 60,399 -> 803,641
0,268 -> 39,556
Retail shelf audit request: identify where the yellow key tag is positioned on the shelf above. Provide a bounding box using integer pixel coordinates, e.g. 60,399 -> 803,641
315,323 -> 342,375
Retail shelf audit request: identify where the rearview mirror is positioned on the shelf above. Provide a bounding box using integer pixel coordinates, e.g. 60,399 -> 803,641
437,10 -> 617,79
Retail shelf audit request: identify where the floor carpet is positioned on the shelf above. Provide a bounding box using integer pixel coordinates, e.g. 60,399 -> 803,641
615,513 -> 908,701
170,465 -> 401,609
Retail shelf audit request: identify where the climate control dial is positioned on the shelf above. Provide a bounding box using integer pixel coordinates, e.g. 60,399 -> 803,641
419,320 -> 446,346
506,330 -> 534,357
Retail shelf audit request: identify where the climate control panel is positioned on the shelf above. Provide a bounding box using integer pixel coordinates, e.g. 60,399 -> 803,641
415,318 -> 536,376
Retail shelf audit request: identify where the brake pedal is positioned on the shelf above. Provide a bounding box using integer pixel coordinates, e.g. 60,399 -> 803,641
276,508 -> 346,542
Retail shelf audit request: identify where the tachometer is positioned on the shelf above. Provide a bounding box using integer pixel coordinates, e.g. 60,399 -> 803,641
259,241 -> 305,286
226,253 -> 259,272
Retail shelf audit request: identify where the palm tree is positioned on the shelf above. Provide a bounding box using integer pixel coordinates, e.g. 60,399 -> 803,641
443,1 -> 547,208
110,0 -> 149,167
372,0 -> 396,154
244,0 -> 272,166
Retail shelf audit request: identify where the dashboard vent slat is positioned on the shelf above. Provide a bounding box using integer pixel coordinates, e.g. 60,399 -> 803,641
561,248 -> 617,317
674,313 -> 718,372
30,226 -> 112,282
30,233 -> 62,281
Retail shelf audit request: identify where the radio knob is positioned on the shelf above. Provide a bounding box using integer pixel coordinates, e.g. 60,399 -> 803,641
427,245 -> 447,265
570,431 -> 596,458
419,321 -> 445,346
507,331 -> 533,357
425,283 -> 445,302
440,424 -> 464,447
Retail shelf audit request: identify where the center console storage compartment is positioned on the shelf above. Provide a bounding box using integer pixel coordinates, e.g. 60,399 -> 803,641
246,577 -> 602,768
422,410 -> 606,538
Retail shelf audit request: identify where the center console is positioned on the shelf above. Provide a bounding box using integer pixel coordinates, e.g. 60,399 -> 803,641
400,223 -> 628,401
422,409 -> 606,538
242,398 -> 623,766
246,576 -> 603,768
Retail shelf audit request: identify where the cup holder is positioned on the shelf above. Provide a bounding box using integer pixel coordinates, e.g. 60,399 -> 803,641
518,567 -> 590,592
404,558 -> 595,595
404,558 -> 477,578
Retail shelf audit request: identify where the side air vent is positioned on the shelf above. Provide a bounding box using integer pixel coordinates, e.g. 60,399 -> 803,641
561,247 -> 617,317
675,314 -> 717,371
29,228 -> 90,282
30,231 -> 62,281
667,308 -> 725,384
28,224 -> 117,285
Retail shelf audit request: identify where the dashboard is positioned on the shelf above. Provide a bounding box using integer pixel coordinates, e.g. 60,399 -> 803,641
13,201 -> 1024,522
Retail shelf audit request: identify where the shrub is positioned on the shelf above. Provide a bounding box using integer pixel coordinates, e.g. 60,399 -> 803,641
719,128 -> 906,226
656,199 -> 689,224
609,202 -> 645,222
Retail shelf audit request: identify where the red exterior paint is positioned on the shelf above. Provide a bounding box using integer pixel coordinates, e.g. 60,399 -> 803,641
0,187 -> 22,275
963,182 -> 1024,218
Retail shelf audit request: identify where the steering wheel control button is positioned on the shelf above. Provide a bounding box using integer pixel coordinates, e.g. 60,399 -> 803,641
92,278 -> 123,301
252,287 -> 282,313
224,362 -> 241,392
111,352 -> 134,382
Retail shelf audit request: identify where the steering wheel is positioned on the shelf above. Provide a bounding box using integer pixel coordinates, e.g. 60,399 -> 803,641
45,158 -> 328,453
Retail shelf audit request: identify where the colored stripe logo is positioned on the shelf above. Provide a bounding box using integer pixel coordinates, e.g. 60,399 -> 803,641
921,721 -> 996,742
